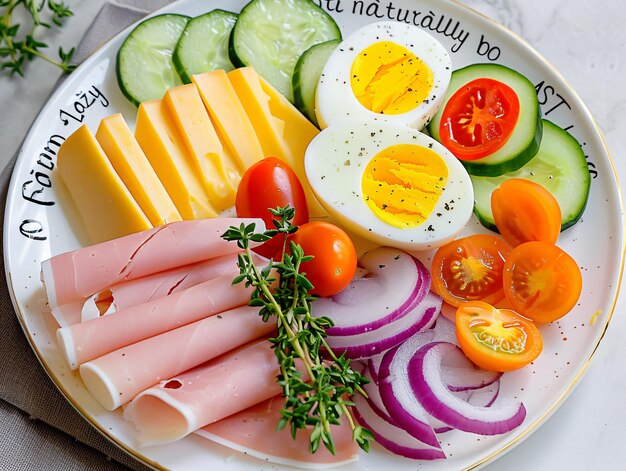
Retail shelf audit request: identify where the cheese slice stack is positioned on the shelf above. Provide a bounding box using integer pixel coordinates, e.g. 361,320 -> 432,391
58,66 -> 324,244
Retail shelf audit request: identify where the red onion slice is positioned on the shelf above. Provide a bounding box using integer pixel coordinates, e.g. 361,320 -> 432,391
378,329 -> 439,447
441,347 -> 502,392
432,379 -> 501,433
313,247 -> 430,336
368,315 -> 454,384
325,292 -> 441,359
367,354 -> 384,385
361,364 -> 393,420
353,393 -> 445,460
467,380 -> 501,408
430,315 -> 458,345
408,342 -> 526,435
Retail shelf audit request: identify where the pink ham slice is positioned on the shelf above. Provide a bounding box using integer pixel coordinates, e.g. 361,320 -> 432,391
196,396 -> 359,469
79,305 -> 274,410
123,339 -> 288,446
57,273 -> 253,370
41,218 -> 265,309
50,252 -> 262,327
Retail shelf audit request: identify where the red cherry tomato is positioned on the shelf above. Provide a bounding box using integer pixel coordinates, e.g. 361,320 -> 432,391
290,222 -> 357,297
440,78 -> 521,161
236,157 -> 309,257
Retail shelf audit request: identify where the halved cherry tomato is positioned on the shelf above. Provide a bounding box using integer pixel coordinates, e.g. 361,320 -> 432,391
440,78 -> 520,161
503,241 -> 582,323
491,179 -> 562,247
456,301 -> 543,372
431,234 -> 511,307
236,157 -> 309,258
290,222 -> 357,297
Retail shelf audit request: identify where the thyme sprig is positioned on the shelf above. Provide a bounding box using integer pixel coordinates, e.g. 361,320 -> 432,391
1,0 -> 75,77
222,206 -> 373,455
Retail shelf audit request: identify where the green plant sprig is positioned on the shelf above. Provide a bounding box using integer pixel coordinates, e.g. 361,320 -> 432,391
1,0 -> 75,77
222,206 -> 373,455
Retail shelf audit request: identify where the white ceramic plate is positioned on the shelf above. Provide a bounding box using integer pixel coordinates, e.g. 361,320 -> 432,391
3,0 -> 623,469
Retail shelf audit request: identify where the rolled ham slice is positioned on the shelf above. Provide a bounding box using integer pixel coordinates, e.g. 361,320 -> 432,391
42,218 -> 265,309
57,273 -> 252,370
196,396 -> 358,469
123,339 -> 287,446
79,305 -> 274,411
50,300 -> 83,327
50,251 -> 261,327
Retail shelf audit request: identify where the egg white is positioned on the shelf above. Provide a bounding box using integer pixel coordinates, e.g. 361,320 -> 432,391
305,121 -> 474,251
315,21 -> 452,130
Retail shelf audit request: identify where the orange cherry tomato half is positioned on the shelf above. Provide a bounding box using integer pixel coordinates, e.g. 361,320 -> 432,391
440,78 -> 521,161
456,301 -> 543,372
431,234 -> 511,307
236,157 -> 309,258
491,178 -> 562,247
290,222 -> 357,297
503,241 -> 582,323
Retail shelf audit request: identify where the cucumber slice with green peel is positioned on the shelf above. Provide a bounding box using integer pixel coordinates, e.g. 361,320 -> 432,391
428,63 -> 542,177
117,14 -> 189,106
229,0 -> 341,102
472,120 -> 591,232
173,10 -> 237,84
293,39 -> 340,126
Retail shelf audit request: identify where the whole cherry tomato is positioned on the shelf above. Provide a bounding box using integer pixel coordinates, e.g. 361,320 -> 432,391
236,157 -> 309,257
290,222 -> 357,297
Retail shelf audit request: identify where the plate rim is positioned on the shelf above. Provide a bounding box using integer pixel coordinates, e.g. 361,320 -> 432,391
3,0 -> 625,469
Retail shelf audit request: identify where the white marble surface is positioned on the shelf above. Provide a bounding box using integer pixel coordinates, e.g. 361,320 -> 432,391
0,0 -> 625,469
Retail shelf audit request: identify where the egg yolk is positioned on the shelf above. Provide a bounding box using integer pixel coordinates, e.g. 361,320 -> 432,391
362,144 -> 448,228
350,41 -> 434,115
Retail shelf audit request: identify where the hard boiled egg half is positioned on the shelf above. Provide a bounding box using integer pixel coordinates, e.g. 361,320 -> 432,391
316,21 -> 451,130
305,121 -> 474,251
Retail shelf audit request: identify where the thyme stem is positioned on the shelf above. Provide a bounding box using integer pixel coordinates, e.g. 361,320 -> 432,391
222,206 -> 373,454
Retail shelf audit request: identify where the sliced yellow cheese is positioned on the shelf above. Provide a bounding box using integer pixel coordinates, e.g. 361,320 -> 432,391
192,70 -> 264,170
258,75 -> 320,188
228,67 -> 325,217
164,84 -> 240,212
136,100 -> 217,220
57,125 -> 152,244
228,67 -> 290,162
96,114 -> 182,226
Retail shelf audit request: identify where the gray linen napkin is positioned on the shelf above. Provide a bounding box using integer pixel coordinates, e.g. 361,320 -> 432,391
0,1 -> 172,470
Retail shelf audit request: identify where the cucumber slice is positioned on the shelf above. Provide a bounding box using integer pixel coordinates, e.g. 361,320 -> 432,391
472,120 -> 591,232
428,63 -> 542,177
293,39 -> 340,126
173,10 -> 237,84
117,14 -> 189,106
229,0 -> 341,102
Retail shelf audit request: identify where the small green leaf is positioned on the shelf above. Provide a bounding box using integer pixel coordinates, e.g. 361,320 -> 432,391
249,233 -> 271,243
6,24 -> 20,37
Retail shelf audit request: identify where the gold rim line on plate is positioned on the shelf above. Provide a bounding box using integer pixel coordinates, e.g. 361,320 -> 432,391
5,272 -> 168,471
446,0 -> 626,469
3,0 -> 626,470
